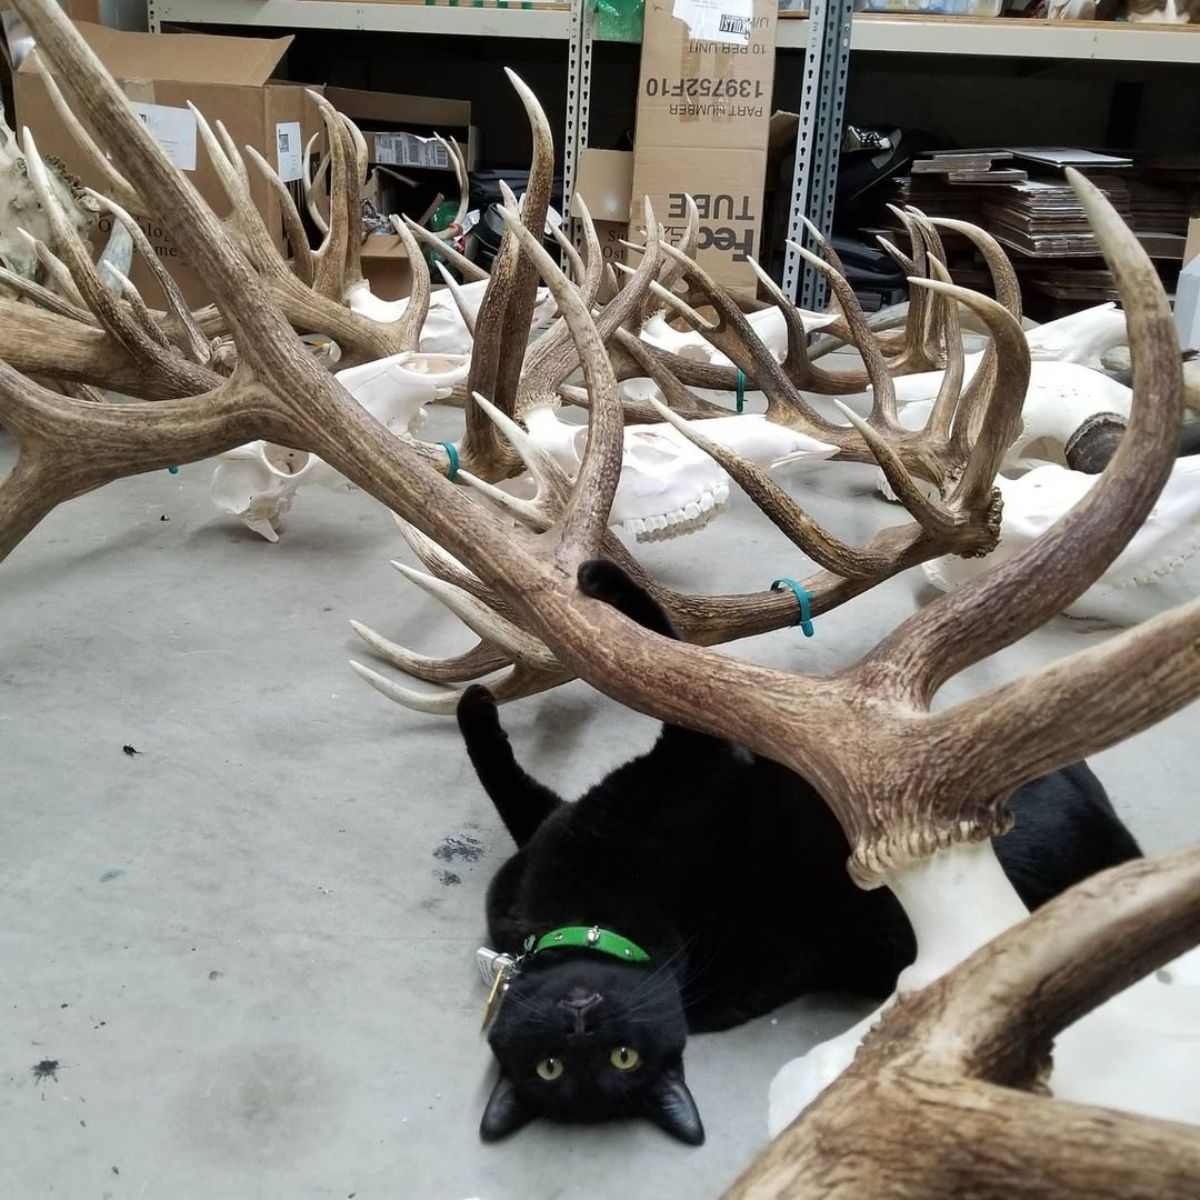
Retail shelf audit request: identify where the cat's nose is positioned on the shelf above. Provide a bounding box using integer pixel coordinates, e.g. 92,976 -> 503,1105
557,990 -> 602,1033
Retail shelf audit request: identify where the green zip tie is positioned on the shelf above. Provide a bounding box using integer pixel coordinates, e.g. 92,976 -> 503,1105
441,441 -> 460,482
736,368 -> 746,413
771,577 -> 815,637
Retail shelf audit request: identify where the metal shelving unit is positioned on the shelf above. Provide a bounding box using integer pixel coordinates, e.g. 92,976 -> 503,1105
149,1 -> 1200,303
148,0 -> 572,40
776,14 -> 1200,63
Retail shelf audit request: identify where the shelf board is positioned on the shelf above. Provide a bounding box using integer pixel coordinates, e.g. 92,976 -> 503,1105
152,0 -> 572,40
776,14 -> 1200,63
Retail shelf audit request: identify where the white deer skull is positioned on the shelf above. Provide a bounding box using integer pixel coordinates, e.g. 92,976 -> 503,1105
897,361 -> 1133,475
923,459 -> 1200,624
519,406 -> 836,541
621,305 -> 839,406
345,279 -> 557,356
211,351 -> 469,542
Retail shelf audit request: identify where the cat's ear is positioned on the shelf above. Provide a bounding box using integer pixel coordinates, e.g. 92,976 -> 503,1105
479,1073 -> 537,1142
641,1066 -> 705,1146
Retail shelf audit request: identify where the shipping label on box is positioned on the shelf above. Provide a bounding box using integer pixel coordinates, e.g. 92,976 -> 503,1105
630,0 -> 777,293
635,0 -> 776,150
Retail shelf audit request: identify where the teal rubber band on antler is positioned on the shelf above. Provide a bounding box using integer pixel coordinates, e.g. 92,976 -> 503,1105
736,368 -> 746,413
771,577 -> 815,637
440,441 -> 460,482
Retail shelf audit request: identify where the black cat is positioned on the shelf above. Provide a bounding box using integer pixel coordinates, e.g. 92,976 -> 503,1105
460,561 -> 1142,1147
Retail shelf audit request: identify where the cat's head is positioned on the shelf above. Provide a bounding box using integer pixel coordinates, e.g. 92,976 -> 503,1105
481,951 -> 703,1145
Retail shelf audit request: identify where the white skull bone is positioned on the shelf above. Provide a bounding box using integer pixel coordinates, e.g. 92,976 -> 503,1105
518,406 -> 837,541
210,351 -> 470,542
344,279 -> 557,356
922,459 -> 1200,624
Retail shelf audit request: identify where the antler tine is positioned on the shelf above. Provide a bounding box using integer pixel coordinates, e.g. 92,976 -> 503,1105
495,200 -> 623,566
456,467 -> 552,531
387,215 -> 432,348
33,62 -> 140,211
931,217 -> 1021,318
871,169 -> 1183,705
923,254 -> 963,444
392,563 -> 560,672
188,102 -> 289,282
214,119 -> 251,193
572,193 -> 605,309
0,261 -> 94,323
350,658 -> 562,715
646,277 -> 718,332
17,227 -> 85,306
657,239 -> 842,436
925,279 -> 1027,513
511,200 -> 663,421
87,188 -> 211,363
638,193 -> 698,324
469,389 -> 568,506
832,398 -> 959,541
307,91 -> 353,300
904,208 -> 949,368
798,215 -> 848,280
343,114 -> 370,187
22,130 -> 212,393
745,254 -> 820,387
303,132 -> 330,235
243,145 -> 316,287
608,328 -> 731,420
601,262 -> 620,302
338,115 -> 368,292
488,71 -> 555,425
551,222 -> 586,286
106,266 -> 171,350
349,624 -> 513,684
458,182 -> 524,479
428,134 -> 469,240
403,216 -> 488,282
390,513 -> 499,601
433,260 -> 477,340
788,237 -> 899,431
647,398 -> 889,578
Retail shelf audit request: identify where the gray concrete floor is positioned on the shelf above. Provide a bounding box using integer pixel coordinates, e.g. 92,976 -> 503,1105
2,416 -> 1197,1200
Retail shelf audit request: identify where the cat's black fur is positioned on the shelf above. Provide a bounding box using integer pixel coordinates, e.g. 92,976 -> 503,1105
462,561 -> 1143,1146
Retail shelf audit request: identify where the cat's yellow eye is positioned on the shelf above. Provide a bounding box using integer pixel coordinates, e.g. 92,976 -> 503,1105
610,1046 -> 640,1071
536,1057 -> 564,1082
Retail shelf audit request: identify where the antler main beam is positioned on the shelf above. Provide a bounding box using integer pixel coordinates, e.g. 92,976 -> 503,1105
727,845 -> 1200,1200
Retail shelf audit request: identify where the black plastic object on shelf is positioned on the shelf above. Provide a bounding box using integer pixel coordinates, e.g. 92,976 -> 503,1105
468,168 -> 564,272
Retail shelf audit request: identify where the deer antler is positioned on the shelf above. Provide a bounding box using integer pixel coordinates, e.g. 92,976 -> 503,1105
5,6 -> 1198,1182
729,845 -> 1200,1200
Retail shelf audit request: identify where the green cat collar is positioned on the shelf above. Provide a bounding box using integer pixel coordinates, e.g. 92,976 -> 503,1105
525,924 -> 651,964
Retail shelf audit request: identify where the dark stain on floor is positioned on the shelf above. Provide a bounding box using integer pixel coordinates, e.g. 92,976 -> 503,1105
32,1059 -> 60,1082
433,833 -> 483,864
435,870 -> 461,887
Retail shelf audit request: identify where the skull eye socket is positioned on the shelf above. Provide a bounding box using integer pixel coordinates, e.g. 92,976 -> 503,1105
609,1046 -> 641,1071
536,1057 -> 564,1082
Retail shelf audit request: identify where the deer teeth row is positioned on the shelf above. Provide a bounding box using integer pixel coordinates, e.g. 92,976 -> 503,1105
618,483 -> 731,542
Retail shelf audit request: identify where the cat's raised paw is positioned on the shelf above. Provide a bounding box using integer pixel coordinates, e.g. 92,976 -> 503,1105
456,684 -> 500,732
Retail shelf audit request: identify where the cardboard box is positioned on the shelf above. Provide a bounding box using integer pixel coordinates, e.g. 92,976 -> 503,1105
572,148 -> 633,268
15,22 -> 324,307
629,0 -> 777,295
360,235 -> 413,302
324,86 -> 478,173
